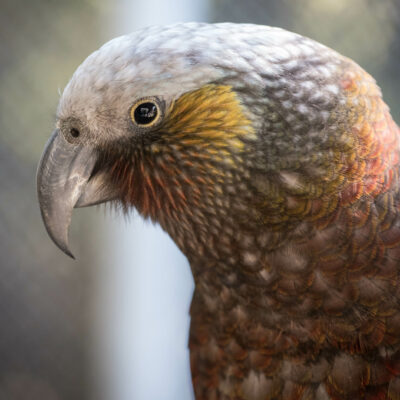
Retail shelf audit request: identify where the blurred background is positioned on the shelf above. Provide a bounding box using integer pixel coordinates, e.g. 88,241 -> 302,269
1,0 -> 400,399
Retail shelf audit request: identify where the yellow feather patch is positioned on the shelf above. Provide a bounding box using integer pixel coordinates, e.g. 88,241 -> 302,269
158,85 -> 255,160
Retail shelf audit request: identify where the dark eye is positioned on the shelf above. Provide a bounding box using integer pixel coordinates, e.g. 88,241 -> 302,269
70,128 -> 80,138
130,99 -> 160,127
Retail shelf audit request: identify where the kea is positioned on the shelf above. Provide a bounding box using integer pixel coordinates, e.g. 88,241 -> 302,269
37,23 -> 400,399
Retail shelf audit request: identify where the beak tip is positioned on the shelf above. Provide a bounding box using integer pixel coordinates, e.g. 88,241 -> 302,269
45,226 -> 76,259
48,230 -> 76,259
41,213 -> 76,259
62,247 -> 76,260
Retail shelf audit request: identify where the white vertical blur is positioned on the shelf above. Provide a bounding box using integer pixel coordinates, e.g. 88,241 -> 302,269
90,1 -> 210,400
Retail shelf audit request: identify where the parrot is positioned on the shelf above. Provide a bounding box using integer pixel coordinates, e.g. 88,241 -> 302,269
37,23 -> 400,399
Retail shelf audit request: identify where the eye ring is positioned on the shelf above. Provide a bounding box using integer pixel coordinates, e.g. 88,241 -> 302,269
130,98 -> 161,128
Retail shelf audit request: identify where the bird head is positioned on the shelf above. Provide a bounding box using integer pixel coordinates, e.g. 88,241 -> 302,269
38,23 -> 378,259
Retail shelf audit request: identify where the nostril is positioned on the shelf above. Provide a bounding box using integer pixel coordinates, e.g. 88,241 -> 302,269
70,128 -> 80,138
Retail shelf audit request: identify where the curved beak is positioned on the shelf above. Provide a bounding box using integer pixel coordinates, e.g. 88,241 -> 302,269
37,129 -> 116,258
